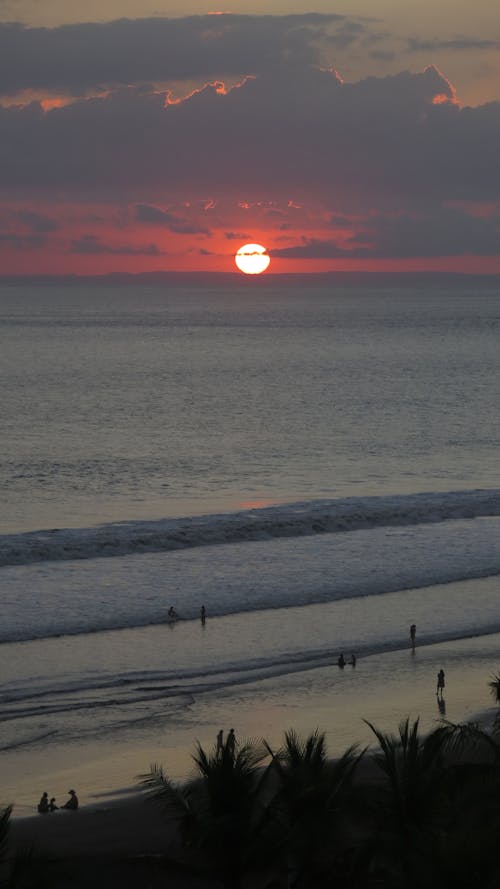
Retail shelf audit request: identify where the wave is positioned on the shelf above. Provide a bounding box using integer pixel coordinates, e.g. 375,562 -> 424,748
2,488 -> 500,568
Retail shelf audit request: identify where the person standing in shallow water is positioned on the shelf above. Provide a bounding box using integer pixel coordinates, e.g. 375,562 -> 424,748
410,624 -> 416,648
200,605 -> 206,625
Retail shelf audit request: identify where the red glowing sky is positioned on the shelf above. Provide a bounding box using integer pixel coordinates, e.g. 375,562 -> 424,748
0,9 -> 499,276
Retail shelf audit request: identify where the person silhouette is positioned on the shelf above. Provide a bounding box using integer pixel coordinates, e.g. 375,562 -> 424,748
37,792 -> 49,814
62,789 -> 79,810
337,653 -> 346,668
409,624 -> 416,647
200,605 -> 206,625
216,728 -> 224,754
49,797 -> 58,811
226,728 -> 236,755
436,669 -> 445,699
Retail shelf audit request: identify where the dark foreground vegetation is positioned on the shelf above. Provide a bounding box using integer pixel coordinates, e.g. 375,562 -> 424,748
4,676 -> 500,889
138,716 -> 500,889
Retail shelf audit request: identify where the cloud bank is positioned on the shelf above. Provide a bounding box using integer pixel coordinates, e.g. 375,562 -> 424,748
0,14 -> 349,95
1,63 -> 498,205
0,13 -> 499,272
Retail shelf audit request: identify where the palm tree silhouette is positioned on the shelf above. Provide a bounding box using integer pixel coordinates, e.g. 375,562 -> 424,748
364,717 -> 452,887
140,736 -> 277,888
265,729 -> 365,888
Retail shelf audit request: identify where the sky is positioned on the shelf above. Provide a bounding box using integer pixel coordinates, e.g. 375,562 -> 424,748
0,0 -> 499,276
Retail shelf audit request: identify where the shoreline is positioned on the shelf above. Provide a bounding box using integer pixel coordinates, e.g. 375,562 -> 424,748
5,632 -> 500,816
6,712 -> 500,889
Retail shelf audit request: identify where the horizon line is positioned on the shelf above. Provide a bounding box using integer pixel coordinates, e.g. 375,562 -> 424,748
1,270 -> 500,287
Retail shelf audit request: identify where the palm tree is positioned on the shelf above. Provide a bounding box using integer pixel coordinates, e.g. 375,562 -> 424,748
434,719 -> 500,888
488,673 -> 500,705
487,673 -> 500,737
363,716 -> 500,888
364,717 -> 453,888
264,729 -> 366,889
0,806 -> 12,885
140,736 -> 278,888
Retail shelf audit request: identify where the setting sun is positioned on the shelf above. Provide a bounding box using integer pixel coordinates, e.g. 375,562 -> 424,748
235,243 -> 271,275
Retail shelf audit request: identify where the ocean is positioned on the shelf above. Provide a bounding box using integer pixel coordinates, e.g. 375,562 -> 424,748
1,282 -> 500,810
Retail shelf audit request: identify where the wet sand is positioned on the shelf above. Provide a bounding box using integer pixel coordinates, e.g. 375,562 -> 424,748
4,630 -> 500,818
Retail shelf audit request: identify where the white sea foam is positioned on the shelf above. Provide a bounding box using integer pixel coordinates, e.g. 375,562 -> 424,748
2,512 -> 500,645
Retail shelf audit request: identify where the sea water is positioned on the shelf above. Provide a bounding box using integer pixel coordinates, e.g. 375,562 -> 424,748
1,282 -> 500,806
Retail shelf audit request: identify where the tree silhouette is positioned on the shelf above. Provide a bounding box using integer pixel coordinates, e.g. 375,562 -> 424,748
140,737 -> 277,888
265,729 -> 365,888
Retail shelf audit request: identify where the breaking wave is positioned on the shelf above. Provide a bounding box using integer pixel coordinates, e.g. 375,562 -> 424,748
2,488 -> 500,568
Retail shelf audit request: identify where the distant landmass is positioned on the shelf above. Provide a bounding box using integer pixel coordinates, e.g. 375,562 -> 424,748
1,271 -> 500,288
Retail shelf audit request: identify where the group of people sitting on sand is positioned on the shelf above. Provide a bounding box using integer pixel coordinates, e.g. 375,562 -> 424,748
37,789 -> 78,813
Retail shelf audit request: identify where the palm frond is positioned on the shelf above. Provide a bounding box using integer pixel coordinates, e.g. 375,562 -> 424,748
138,763 -> 190,820
489,673 -> 500,705
0,805 -> 12,859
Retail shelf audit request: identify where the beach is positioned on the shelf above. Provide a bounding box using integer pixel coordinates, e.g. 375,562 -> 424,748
6,638 -> 500,888
2,284 -> 500,881
4,626 -> 499,814
7,793 -> 214,888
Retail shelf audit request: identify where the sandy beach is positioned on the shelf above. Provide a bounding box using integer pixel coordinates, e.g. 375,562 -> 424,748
4,629 -> 500,887
4,629 -> 500,815
7,793 -> 220,888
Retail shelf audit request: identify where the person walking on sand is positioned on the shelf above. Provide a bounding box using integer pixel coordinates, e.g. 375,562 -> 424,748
226,728 -> 236,756
410,624 -> 416,647
437,669 -> 445,699
216,728 -> 224,754
200,605 -> 206,625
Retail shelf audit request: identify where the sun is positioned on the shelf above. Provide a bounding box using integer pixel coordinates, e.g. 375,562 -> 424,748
235,243 -> 271,275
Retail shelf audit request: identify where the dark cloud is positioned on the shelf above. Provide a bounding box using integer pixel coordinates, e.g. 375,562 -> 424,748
369,50 -> 396,62
0,14 -> 350,96
408,37 -> 500,53
0,63 -> 499,224
274,209 -> 500,259
134,203 -> 209,234
15,209 -> 59,231
225,231 -> 250,240
351,209 -> 500,256
273,238 -> 351,259
329,214 -> 355,229
0,231 -> 46,249
71,234 -> 163,255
